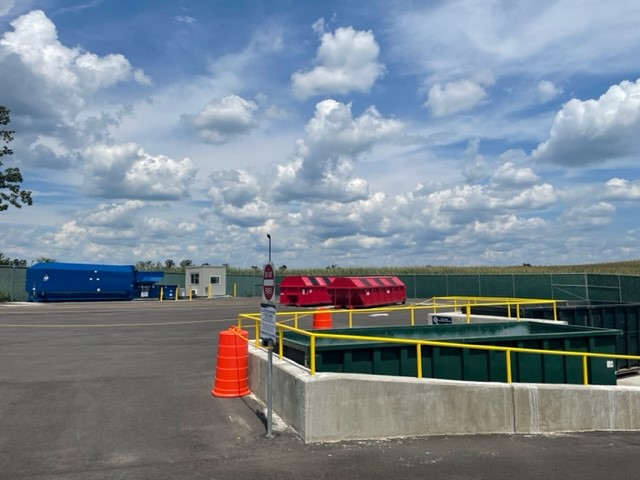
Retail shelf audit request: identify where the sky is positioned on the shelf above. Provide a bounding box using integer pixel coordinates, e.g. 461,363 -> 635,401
1,0 -> 640,269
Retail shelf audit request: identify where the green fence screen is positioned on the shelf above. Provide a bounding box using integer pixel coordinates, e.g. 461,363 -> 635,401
2,267 -> 640,303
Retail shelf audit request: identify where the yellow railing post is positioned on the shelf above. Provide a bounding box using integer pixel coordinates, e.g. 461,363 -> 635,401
348,310 -> 353,328
278,328 -> 284,359
175,287 -> 178,301
516,304 -> 521,321
233,283 -> 236,298
582,355 -> 589,385
553,301 -> 558,321
160,287 -> 163,302
294,313 -> 299,329
506,349 -> 512,383
465,305 -> 470,324
310,335 -> 316,375
410,306 -> 415,326
416,344 -> 422,378
255,322 -> 260,348
208,283 -> 212,299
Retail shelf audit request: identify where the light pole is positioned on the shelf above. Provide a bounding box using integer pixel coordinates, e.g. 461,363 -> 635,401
266,233 -> 271,263
264,233 -> 275,438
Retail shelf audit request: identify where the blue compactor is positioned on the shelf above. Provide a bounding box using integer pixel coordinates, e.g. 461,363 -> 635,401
25,262 -> 165,302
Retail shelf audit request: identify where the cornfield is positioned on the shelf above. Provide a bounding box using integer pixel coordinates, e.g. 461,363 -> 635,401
227,259 -> 640,277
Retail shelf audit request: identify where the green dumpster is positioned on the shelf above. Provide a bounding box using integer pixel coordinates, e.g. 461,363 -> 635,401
470,301 -> 640,370
281,322 -> 621,385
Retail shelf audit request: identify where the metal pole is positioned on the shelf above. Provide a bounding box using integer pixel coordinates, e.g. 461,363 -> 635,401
11,265 -> 16,302
267,346 -> 273,438
266,233 -> 274,439
267,234 -> 271,263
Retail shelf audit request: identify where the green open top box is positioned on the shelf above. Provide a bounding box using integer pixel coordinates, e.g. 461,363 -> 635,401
281,321 -> 622,385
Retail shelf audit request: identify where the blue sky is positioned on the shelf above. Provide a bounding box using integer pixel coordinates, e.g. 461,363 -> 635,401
1,0 -> 640,268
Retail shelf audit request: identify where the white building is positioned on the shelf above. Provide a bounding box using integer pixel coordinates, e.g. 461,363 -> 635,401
184,265 -> 227,298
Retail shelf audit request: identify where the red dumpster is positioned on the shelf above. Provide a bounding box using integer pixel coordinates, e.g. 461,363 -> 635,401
279,276 -> 334,307
327,276 -> 406,309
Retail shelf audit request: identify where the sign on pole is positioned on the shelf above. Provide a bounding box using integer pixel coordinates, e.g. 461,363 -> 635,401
262,262 -> 275,303
260,302 -> 277,346
261,244 -> 276,440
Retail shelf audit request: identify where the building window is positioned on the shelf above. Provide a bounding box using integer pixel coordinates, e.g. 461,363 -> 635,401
191,273 -> 200,285
210,276 -> 220,285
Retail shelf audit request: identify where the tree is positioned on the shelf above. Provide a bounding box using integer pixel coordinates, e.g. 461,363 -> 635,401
36,257 -> 56,263
135,260 -> 154,270
0,253 -> 27,266
180,259 -> 193,269
1,106 -> 32,212
164,259 -> 176,269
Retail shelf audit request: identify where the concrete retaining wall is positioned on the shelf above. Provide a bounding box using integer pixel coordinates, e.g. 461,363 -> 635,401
248,346 -> 640,443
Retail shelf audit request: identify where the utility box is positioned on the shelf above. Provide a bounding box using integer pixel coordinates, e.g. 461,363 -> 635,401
327,276 -> 406,308
185,265 -> 227,298
279,276 -> 334,306
144,284 -> 178,299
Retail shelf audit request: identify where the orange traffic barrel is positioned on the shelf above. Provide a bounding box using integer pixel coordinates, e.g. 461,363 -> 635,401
313,308 -> 333,329
212,326 -> 251,398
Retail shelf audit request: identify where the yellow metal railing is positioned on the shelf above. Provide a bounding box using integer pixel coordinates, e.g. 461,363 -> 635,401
429,296 -> 558,323
238,296 -> 558,333
236,299 -> 640,386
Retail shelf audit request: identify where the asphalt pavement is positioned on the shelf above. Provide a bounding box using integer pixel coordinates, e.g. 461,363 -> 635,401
1,298 -> 640,479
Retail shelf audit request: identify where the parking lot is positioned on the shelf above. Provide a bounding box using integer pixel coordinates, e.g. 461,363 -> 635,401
1,299 -> 640,479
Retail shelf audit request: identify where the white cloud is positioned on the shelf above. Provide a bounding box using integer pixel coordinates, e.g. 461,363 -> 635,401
82,143 -> 197,200
311,17 -> 326,36
83,200 -> 145,228
133,68 -> 152,86
306,192 -> 391,241
182,95 -> 258,144
273,100 -> 403,201
304,100 -> 403,156
274,156 -> 370,203
0,9 -> 150,175
470,214 -> 547,238
604,178 -> 640,201
208,169 -> 261,208
0,10 -> 148,96
198,100 -> 406,237
502,183 -> 556,210
40,200 -> 202,263
561,202 -> 616,229
391,2 -> 640,80
491,162 -> 540,188
426,79 -> 488,117
537,80 -> 561,102
532,79 -> 640,166
291,26 -> 384,99
176,15 -> 196,25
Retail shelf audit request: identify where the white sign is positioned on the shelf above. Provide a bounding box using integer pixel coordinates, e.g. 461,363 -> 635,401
260,302 -> 277,344
432,315 -> 453,325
